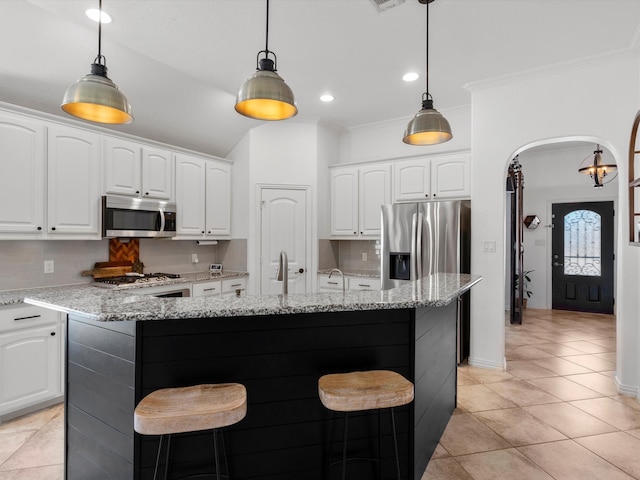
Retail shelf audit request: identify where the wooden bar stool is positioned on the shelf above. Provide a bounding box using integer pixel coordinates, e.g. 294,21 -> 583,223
134,383 -> 247,480
318,370 -> 414,480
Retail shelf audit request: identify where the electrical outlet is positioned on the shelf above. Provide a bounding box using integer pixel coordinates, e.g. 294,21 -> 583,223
362,252 -> 368,261
191,253 -> 199,264
44,260 -> 54,274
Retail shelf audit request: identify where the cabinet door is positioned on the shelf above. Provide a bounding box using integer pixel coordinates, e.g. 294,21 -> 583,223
192,280 -> 221,297
394,158 -> 431,202
175,153 -> 206,236
348,277 -> 380,291
0,112 -> 46,235
47,125 -> 101,237
205,161 -> 231,237
104,136 -> 141,197
431,154 -> 470,199
222,277 -> 247,297
330,167 -> 359,236
0,323 -> 61,415
142,147 -> 173,200
359,163 -> 391,236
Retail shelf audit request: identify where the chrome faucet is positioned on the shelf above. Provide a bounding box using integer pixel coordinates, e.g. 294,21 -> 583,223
276,250 -> 288,295
328,268 -> 346,293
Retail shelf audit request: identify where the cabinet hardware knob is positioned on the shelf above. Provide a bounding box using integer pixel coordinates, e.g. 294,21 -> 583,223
145,192 -> 149,196
51,227 -> 56,231
37,226 -> 42,230
201,231 -> 205,234
136,190 -> 140,194
298,268 -> 304,273
50,332 -> 56,336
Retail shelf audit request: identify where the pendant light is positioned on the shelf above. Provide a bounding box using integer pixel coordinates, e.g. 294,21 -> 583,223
578,144 -> 618,188
61,0 -> 133,125
235,0 -> 297,121
403,0 -> 452,145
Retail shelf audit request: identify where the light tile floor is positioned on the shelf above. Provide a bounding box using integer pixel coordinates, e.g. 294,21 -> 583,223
1,309 -> 638,480
424,308 -> 640,480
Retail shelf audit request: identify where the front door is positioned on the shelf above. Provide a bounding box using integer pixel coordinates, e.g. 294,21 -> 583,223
260,187 -> 308,295
551,201 -> 614,313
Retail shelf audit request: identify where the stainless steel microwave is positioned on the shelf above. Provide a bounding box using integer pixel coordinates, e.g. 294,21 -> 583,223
102,195 -> 177,238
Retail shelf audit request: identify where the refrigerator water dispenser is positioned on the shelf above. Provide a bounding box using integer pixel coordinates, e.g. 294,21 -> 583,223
389,253 -> 410,280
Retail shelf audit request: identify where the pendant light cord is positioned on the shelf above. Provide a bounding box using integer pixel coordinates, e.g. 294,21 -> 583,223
265,0 -> 270,55
95,0 -> 105,66
425,2 -> 429,96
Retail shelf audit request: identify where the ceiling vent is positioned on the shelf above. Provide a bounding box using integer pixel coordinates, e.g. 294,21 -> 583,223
369,0 -> 406,12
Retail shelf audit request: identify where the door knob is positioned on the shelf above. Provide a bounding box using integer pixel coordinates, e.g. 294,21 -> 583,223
553,261 -> 564,267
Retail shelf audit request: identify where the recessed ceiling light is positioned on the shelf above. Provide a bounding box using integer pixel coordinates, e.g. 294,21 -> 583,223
320,94 -> 335,103
86,8 -> 112,24
403,72 -> 419,82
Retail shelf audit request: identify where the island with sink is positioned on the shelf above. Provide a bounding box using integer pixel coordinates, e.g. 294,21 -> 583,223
20,273 -> 481,480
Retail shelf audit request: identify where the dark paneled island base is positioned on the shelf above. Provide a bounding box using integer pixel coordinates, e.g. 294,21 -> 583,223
65,303 -> 457,480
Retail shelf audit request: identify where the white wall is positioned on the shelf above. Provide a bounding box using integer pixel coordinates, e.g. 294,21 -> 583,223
337,105 -> 471,164
469,53 -> 640,393
227,121 -> 329,294
518,145 -> 618,310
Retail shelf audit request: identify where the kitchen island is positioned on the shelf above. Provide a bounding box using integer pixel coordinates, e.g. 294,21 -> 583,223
23,273 -> 481,480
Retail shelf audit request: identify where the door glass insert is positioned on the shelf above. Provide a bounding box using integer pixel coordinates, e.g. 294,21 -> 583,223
564,209 -> 601,276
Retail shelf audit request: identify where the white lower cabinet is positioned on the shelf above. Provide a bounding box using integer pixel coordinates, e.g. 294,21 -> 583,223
192,280 -> 222,298
318,274 -> 380,292
192,277 -> 247,298
0,305 -> 63,418
222,277 -> 246,297
348,278 -> 381,291
318,274 -> 348,292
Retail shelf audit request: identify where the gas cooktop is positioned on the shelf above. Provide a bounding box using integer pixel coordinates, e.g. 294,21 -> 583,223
93,273 -> 181,288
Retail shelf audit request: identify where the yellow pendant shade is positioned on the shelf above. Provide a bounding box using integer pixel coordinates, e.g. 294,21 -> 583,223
62,66 -> 132,125
235,61 -> 297,121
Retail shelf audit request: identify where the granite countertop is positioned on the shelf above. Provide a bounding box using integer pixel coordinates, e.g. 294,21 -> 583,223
317,269 -> 380,278
14,273 -> 481,322
0,271 -> 248,306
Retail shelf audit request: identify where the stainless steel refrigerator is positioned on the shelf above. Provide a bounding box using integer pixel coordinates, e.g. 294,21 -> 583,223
381,200 -> 471,362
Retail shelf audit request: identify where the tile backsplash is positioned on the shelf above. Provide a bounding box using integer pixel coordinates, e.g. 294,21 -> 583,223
318,239 -> 380,273
0,239 -> 248,291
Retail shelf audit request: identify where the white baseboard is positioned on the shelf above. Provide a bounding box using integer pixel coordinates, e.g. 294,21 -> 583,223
615,376 -> 639,397
468,356 -> 506,371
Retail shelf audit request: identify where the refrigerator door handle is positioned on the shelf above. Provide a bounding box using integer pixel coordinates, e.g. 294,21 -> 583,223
416,211 -> 424,280
410,212 -> 418,282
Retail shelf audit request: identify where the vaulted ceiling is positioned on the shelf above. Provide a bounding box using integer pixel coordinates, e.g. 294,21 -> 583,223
2,0 -> 640,157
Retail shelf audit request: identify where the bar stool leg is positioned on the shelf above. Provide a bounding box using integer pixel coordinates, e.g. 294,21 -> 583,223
341,412 -> 349,480
153,435 -> 164,480
390,408 -> 401,480
212,429 -> 222,480
377,409 -> 382,480
164,435 -> 172,480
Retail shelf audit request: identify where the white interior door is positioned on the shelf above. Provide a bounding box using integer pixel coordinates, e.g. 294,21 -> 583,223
260,187 -> 308,295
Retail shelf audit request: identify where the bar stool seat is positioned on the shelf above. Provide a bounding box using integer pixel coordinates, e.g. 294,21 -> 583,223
135,383 -> 247,480
318,370 -> 414,480
318,370 -> 414,412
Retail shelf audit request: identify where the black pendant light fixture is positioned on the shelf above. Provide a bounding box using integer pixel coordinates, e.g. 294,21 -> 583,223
403,0 -> 452,145
235,0 -> 297,121
61,0 -> 133,125
578,144 -> 618,188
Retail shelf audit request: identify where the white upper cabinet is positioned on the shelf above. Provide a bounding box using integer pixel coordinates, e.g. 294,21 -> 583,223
330,163 -> 391,238
0,111 -> 46,235
104,136 -> 173,200
330,166 -> 358,236
47,125 -> 101,238
205,161 -> 231,237
359,163 -> 392,236
393,153 -> 470,202
175,153 -> 231,239
430,153 -> 470,199
394,158 -> 431,202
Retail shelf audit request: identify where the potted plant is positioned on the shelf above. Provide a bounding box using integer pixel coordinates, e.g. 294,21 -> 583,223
515,270 -> 533,307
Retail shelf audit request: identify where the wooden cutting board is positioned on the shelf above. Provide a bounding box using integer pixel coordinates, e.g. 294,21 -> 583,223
81,261 -> 133,279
